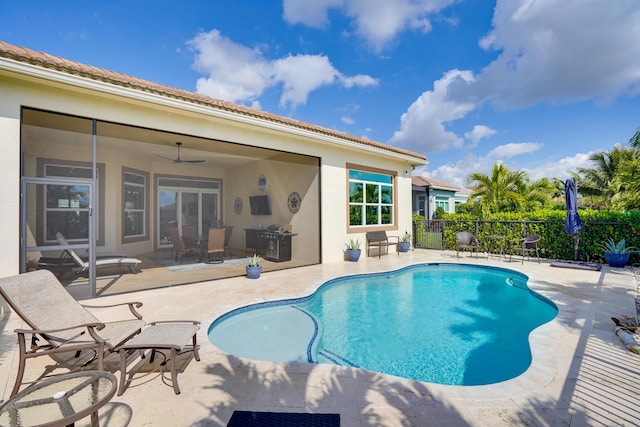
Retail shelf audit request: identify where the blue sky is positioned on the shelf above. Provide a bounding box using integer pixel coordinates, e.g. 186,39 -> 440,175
2,0 -> 639,186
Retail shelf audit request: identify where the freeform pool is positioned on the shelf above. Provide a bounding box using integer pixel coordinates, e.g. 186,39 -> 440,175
208,263 -> 558,385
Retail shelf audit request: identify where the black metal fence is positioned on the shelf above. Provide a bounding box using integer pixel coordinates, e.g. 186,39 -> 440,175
412,219 -> 640,264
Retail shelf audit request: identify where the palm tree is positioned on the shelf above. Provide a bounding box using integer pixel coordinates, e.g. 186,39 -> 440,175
575,144 -> 636,208
516,177 -> 555,211
466,164 -> 527,215
611,152 -> 640,209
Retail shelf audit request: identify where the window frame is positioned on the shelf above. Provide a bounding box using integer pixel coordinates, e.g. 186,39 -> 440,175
36,158 -> 106,246
346,163 -> 397,232
122,167 -> 149,243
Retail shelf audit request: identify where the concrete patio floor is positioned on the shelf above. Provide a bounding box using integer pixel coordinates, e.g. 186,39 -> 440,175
1,249 -> 639,426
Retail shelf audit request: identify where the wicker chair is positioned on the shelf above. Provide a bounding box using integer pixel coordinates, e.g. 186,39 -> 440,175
0,270 -> 145,396
510,234 -> 541,264
456,232 -> 479,258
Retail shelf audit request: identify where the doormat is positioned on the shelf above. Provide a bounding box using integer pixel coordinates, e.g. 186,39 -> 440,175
550,260 -> 602,271
227,411 -> 340,427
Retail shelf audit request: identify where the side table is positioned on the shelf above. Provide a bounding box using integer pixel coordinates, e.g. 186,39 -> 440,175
0,371 -> 117,427
484,235 -> 508,260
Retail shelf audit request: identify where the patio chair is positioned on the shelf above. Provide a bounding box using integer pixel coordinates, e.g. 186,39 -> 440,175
55,232 -> 142,275
206,227 -> 226,263
456,232 -> 479,258
366,231 -> 399,258
168,227 -> 199,264
510,234 -> 541,264
0,269 -> 145,397
224,226 -> 234,258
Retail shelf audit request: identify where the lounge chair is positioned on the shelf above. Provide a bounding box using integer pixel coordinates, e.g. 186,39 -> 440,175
0,269 -> 145,396
56,232 -> 142,275
206,227 -> 226,263
510,234 -> 541,264
456,232 -> 479,258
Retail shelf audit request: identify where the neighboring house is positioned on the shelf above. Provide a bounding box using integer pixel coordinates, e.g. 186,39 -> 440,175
0,41 -> 426,297
411,176 -> 469,219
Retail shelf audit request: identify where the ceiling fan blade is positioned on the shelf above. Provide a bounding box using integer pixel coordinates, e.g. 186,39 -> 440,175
158,142 -> 206,163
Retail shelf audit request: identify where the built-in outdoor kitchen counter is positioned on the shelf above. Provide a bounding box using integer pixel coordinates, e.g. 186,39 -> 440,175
244,227 -> 298,262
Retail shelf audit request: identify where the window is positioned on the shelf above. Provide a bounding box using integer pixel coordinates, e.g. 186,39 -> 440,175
417,194 -> 426,217
40,161 -> 104,244
123,168 -> 148,241
435,196 -> 450,213
348,167 -> 395,227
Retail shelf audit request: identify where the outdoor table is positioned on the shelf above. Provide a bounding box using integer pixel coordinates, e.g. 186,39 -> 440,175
484,235 -> 508,260
0,371 -> 117,427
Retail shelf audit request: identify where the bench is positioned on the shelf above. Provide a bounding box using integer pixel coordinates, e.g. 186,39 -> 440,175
366,231 -> 399,258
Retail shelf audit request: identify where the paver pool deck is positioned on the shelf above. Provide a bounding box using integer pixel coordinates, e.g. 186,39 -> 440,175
1,249 -> 639,426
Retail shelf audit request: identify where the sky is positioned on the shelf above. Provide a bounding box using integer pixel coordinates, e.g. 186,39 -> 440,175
2,0 -> 639,187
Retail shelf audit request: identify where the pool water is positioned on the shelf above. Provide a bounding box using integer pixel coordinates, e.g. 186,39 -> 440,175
208,263 -> 558,386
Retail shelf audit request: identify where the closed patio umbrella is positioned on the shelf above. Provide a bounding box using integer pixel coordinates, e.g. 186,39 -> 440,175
565,178 -> 583,261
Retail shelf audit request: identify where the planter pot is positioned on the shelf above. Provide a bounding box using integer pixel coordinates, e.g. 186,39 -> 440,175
398,242 -> 411,252
346,249 -> 361,262
246,265 -> 263,279
604,252 -> 630,268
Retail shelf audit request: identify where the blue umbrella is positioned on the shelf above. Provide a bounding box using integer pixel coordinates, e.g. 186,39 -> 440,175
565,178 -> 583,260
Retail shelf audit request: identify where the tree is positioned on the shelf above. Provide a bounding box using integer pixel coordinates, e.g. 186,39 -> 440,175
575,144 -> 637,208
466,164 -> 527,215
630,127 -> 640,149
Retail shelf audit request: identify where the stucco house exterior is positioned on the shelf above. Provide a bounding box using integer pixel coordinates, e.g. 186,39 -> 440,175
411,176 -> 469,219
0,41 -> 426,297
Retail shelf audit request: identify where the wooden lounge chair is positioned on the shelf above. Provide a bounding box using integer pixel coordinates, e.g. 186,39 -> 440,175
56,232 -> 142,275
366,231 -> 399,258
0,269 -> 145,396
456,232 -> 479,258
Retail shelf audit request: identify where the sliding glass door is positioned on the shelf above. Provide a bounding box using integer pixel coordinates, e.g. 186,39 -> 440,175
157,178 -> 221,248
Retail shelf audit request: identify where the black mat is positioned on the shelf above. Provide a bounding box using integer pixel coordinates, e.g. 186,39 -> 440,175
227,411 -> 340,427
550,260 -> 602,271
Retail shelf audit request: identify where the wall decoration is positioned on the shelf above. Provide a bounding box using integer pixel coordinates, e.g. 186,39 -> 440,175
287,191 -> 302,213
258,175 -> 268,192
234,197 -> 243,214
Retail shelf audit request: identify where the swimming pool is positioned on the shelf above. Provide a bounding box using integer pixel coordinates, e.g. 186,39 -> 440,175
208,263 -> 558,385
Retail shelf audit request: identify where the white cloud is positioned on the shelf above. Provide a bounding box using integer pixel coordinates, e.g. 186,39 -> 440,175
389,69 -> 478,153
391,0 -> 640,156
464,125 -> 497,145
188,29 -> 378,108
426,147 -> 596,187
486,142 -> 542,159
283,0 -> 458,52
341,116 -> 355,125
472,0 -> 640,108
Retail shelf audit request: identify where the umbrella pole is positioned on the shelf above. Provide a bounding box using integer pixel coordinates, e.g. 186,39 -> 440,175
573,234 -> 579,261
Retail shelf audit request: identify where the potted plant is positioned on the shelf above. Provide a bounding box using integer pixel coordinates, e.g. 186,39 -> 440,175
246,254 -> 263,279
598,238 -> 636,268
398,231 -> 411,252
345,238 -> 361,262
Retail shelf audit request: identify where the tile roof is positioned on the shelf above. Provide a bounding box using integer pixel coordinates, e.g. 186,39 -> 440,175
0,40 -> 426,161
412,176 -> 461,190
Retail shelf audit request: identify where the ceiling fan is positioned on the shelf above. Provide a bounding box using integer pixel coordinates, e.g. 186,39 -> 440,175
159,142 -> 205,164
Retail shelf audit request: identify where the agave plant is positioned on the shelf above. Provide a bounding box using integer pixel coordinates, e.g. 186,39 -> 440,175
598,238 -> 636,254
400,231 -> 411,243
247,253 -> 263,267
345,238 -> 361,250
